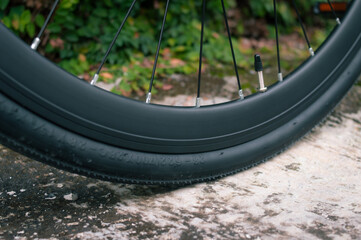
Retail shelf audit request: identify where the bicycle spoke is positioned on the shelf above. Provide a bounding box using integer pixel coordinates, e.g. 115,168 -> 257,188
273,0 -> 282,82
292,0 -> 314,56
327,0 -> 341,25
196,0 -> 207,108
146,0 -> 171,104
221,0 -> 244,100
30,0 -> 60,50
91,0 -> 137,85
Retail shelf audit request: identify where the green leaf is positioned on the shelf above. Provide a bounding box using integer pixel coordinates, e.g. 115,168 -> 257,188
19,10 -> 31,33
60,0 -> 80,9
0,0 -> 9,10
26,23 -> 35,37
35,15 -> 45,28
2,16 -> 11,28
47,24 -> 62,33
65,33 -> 79,42
20,10 -> 31,24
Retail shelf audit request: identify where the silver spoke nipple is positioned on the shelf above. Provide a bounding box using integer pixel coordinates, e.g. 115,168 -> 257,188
238,89 -> 244,100
278,73 -> 283,82
146,92 -> 152,104
336,18 -> 341,25
30,37 -> 41,50
254,54 -> 267,93
195,97 -> 201,108
309,47 -> 315,56
90,73 -> 99,85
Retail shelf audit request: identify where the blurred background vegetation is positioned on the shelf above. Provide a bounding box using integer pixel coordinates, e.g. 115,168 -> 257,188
0,0 -> 335,96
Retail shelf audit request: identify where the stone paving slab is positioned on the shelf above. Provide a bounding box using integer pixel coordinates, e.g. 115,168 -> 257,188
0,85 -> 360,239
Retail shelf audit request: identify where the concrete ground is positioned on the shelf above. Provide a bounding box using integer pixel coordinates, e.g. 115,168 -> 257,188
0,84 -> 360,239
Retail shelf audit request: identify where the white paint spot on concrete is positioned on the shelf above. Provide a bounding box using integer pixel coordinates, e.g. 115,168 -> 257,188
64,193 -> 78,201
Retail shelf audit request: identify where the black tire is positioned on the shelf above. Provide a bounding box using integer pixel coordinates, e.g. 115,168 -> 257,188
0,1 -> 360,185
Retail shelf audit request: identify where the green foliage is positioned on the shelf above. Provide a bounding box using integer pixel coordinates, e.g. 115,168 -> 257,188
1,5 -> 41,38
248,0 -> 320,29
0,0 -> 327,95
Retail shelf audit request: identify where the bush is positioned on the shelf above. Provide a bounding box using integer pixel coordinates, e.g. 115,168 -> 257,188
0,0 -> 325,95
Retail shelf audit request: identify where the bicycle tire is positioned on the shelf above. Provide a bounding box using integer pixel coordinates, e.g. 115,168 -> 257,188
0,1 -> 360,185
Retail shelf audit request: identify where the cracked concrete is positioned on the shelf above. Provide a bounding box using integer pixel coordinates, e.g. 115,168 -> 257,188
0,84 -> 360,239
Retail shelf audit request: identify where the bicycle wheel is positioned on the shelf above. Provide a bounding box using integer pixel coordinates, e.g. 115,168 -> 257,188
0,1 -> 360,185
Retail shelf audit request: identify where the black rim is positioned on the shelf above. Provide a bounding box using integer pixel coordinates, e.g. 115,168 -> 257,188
0,1 -> 360,155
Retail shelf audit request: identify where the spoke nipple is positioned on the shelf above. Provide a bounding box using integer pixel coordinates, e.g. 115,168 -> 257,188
309,47 -> 315,56
146,92 -> 152,104
90,73 -> 99,85
238,89 -> 244,100
336,18 -> 341,25
254,54 -> 267,93
195,97 -> 201,108
30,37 -> 41,50
278,73 -> 283,82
